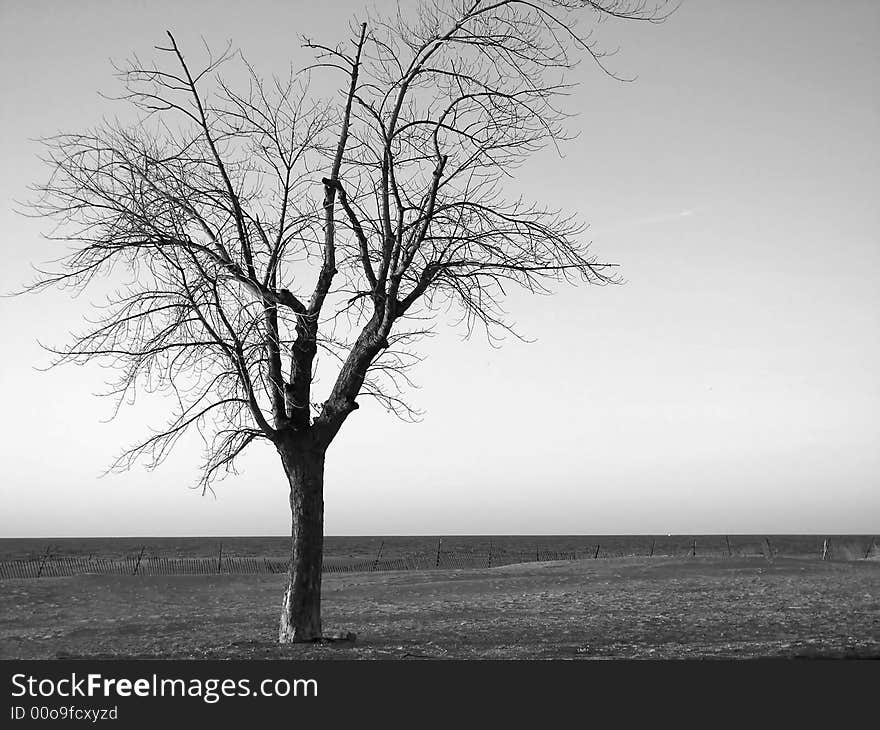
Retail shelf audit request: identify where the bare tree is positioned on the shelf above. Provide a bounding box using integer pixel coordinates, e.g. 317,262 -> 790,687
24,0 -> 671,641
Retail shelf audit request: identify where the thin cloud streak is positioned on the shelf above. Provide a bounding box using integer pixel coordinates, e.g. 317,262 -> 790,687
592,209 -> 695,235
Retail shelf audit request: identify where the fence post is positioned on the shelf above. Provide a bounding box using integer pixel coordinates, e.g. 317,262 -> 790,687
536,544 -> 540,562
133,545 -> 146,576
649,539 -> 655,558
36,545 -> 52,578
821,538 -> 829,561
372,541 -> 384,572
690,539 -> 696,558
594,544 -> 600,559
488,541 -> 493,569
764,538 -> 773,560
217,543 -> 223,574
725,535 -> 732,557
865,537 -> 875,560
435,537 -> 442,568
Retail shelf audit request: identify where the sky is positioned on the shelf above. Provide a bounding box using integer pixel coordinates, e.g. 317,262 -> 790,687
0,0 -> 878,537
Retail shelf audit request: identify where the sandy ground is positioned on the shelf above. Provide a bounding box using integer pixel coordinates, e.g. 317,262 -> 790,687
1,556 -> 878,659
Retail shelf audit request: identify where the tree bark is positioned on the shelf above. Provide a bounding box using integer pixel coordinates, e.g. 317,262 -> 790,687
278,442 -> 325,642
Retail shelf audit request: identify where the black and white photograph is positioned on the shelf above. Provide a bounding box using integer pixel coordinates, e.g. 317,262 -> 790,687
1,0 -> 877,720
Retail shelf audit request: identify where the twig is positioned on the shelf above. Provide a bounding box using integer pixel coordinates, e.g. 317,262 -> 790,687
372,541 -> 384,572
133,545 -> 146,576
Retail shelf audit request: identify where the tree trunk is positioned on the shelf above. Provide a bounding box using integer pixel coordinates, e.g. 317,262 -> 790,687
278,444 -> 325,643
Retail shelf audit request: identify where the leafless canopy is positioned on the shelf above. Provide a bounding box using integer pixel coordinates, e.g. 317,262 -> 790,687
24,0 -> 670,489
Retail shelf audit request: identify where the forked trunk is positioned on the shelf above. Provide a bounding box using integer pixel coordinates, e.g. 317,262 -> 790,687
278,444 -> 325,643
